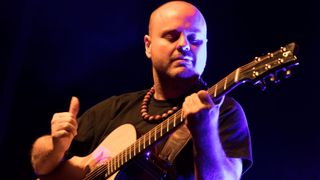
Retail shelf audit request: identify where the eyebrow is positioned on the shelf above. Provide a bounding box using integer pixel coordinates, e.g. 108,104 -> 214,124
161,28 -> 203,36
161,29 -> 179,36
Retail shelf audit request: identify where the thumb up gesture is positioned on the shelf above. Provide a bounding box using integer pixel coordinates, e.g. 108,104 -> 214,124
51,96 -> 80,152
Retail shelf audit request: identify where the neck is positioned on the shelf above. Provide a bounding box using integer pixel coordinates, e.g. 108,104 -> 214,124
153,75 -> 202,100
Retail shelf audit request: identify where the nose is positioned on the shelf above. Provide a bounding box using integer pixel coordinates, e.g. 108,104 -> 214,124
177,33 -> 190,53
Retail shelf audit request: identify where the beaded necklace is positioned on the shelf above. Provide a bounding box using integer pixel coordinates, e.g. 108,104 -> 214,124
140,79 -> 207,122
140,87 -> 178,122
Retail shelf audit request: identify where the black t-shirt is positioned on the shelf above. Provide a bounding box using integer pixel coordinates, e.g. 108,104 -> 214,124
67,90 -> 252,179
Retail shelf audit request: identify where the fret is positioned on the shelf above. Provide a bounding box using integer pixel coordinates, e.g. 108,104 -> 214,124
173,113 -> 176,127
121,152 -> 123,166
138,139 -> 141,153
180,111 -> 183,122
114,154 -> 117,168
154,128 -> 157,141
134,142 -> 136,156
143,135 -> 146,149
224,76 -> 228,90
160,122 -> 163,136
110,159 -> 113,173
107,162 -> 110,176
167,119 -> 169,132
235,68 -> 240,82
125,148 -> 127,162
105,171 -> 108,179
114,155 -> 117,170
113,158 -> 116,172
214,84 -> 217,97
118,154 -> 121,167
117,154 -> 119,169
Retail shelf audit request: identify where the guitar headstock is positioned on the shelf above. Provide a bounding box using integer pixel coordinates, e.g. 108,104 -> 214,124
239,42 -> 299,90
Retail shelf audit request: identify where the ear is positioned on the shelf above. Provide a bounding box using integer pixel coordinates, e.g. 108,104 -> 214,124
144,35 -> 151,59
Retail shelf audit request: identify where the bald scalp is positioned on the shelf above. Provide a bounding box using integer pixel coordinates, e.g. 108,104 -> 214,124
148,1 -> 206,36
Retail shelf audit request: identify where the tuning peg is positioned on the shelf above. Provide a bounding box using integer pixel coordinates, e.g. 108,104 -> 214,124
269,74 -> 280,84
254,80 -> 267,91
276,68 -> 292,80
284,69 -> 292,79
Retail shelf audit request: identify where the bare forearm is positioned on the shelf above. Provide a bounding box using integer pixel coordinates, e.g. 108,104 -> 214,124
183,92 -> 242,179
31,135 -> 66,175
192,126 -> 241,180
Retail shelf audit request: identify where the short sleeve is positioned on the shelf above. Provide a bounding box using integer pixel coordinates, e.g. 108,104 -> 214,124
218,96 -> 253,174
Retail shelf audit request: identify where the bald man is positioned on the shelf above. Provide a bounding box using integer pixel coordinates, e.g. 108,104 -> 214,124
31,1 -> 252,179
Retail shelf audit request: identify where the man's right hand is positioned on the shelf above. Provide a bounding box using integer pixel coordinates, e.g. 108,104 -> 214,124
51,96 -> 80,152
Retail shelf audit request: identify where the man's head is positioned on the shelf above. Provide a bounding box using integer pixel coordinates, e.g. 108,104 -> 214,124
144,1 -> 207,82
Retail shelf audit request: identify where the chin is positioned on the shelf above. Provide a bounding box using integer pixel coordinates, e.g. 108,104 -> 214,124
174,70 -> 200,80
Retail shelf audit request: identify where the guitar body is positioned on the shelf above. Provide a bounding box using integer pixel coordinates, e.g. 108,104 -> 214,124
39,124 -> 137,180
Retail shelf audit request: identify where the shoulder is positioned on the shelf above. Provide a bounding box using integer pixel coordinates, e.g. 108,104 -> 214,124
78,89 -> 148,122
221,96 -> 244,113
76,89 -> 148,136
89,89 -> 148,110
219,96 -> 247,125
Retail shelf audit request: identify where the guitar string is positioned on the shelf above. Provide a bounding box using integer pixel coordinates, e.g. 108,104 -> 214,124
83,110 -> 184,179
84,111 -> 179,179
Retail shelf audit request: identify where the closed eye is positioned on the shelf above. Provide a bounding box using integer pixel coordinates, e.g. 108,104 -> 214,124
187,34 -> 204,46
162,30 -> 205,46
162,30 -> 180,42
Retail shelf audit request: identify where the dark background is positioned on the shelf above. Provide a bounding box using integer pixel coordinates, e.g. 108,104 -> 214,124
1,0 -> 319,179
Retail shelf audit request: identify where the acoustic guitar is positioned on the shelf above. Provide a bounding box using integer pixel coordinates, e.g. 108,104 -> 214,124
39,42 -> 299,180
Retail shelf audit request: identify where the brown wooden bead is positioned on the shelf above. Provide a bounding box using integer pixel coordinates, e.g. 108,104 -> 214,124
167,110 -> 174,114
155,115 -> 162,120
162,113 -> 168,118
148,116 -> 155,121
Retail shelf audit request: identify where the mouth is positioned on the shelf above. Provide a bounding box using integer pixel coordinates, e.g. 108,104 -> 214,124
173,56 -> 193,62
174,56 -> 193,61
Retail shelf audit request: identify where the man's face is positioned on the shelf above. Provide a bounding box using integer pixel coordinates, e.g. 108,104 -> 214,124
145,4 -> 207,80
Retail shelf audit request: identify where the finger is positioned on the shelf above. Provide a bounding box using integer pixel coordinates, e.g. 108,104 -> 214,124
52,130 -> 70,138
53,112 -> 74,118
183,95 -> 195,112
53,122 -> 78,137
52,112 -> 78,128
69,96 -> 80,117
190,93 -> 200,105
197,90 -> 213,105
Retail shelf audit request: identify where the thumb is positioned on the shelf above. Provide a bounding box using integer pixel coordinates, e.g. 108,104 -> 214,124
69,96 -> 80,117
197,90 -> 213,105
